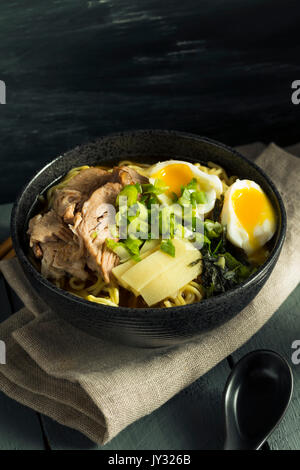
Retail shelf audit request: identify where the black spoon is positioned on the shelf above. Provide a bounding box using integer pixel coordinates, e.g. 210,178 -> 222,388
223,349 -> 293,450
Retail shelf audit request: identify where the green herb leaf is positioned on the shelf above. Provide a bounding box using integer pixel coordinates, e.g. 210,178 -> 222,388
127,217 -> 149,240
185,178 -> 198,191
204,220 -> 223,238
107,236 -> 145,262
214,255 -> 225,269
106,239 -> 131,262
134,182 -> 142,193
212,238 -> 223,255
159,206 -> 175,239
178,180 -> 207,207
116,184 -> 139,207
142,179 -> 169,195
106,239 -> 118,250
191,190 -> 207,205
124,237 -> 143,260
160,239 -> 175,257
191,231 -> 211,249
223,252 -> 252,280
178,188 -> 191,206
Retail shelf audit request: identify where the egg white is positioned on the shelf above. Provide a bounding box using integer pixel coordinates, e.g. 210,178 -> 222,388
221,179 -> 276,255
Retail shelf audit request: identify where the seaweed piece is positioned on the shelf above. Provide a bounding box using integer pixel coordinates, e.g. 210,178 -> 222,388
200,244 -> 253,298
212,195 -> 224,221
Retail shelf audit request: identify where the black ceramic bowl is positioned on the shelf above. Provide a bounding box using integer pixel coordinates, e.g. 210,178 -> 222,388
11,130 -> 286,348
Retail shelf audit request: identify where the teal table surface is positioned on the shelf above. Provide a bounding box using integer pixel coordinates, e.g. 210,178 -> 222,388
0,203 -> 299,450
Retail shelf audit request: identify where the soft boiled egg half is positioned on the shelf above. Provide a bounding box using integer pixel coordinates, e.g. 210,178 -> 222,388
221,179 -> 276,256
148,160 -> 223,214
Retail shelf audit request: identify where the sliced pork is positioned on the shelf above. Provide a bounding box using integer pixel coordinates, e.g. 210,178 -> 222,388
52,167 -> 113,224
75,182 -> 122,282
62,167 -> 112,194
28,164 -> 149,285
28,210 -> 73,245
28,209 -> 87,281
112,166 -> 148,186
41,240 -> 87,281
52,166 -> 148,224
101,245 -> 120,283
53,189 -> 82,224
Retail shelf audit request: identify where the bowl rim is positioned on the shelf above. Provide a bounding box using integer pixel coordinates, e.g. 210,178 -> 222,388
11,129 -> 287,317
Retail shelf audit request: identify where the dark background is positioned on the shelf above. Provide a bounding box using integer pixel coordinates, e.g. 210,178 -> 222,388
0,0 -> 299,203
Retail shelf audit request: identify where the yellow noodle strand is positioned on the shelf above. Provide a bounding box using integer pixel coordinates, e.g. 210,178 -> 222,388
118,160 -> 151,168
163,280 -> 203,307
85,294 -> 118,307
69,277 -> 86,291
86,273 -> 106,296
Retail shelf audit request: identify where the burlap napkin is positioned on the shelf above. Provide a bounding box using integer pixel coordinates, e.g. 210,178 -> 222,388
0,143 -> 299,445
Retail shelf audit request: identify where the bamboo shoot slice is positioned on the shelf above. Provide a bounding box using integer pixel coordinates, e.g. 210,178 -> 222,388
121,239 -> 196,292
112,243 -> 160,289
139,253 -> 202,306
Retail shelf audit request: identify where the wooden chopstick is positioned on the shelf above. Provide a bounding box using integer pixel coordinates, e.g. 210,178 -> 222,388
0,237 -> 13,260
3,248 -> 15,260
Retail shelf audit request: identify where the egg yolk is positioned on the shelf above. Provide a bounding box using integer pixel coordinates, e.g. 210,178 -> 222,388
152,164 -> 194,196
232,187 -> 276,251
